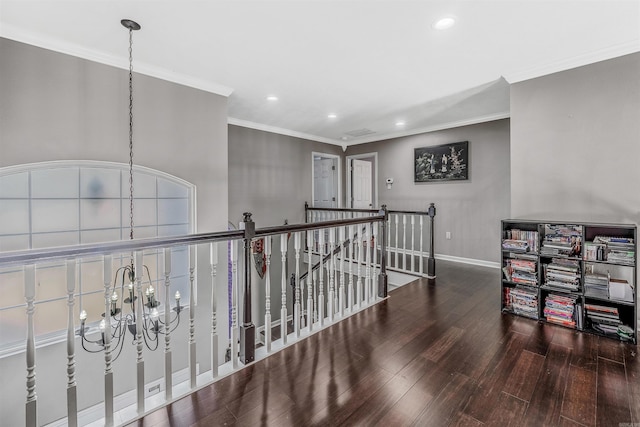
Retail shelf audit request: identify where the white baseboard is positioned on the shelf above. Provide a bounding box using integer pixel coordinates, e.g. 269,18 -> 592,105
434,254 -> 500,269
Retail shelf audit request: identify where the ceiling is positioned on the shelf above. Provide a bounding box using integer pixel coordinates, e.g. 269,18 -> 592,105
1,1 -> 639,147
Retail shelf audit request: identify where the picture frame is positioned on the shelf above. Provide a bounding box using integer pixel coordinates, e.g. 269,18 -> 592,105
414,141 -> 469,182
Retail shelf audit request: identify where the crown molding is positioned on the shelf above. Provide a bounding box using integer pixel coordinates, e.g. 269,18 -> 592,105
0,24 -> 234,97
343,112 -> 511,147
227,118 -> 343,146
503,40 -> 640,84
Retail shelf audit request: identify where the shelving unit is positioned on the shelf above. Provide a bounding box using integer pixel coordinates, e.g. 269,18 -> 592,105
501,219 -> 637,343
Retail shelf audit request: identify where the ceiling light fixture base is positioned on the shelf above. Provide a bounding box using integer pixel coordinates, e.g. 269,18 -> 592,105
121,19 -> 141,31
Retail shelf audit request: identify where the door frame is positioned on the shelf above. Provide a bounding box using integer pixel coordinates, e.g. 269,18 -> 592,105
311,152 -> 342,208
346,152 -> 378,209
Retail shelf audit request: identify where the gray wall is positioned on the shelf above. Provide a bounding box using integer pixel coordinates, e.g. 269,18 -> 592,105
347,119 -> 511,265
0,38 -> 229,426
510,52 -> 640,223
228,125 -> 343,227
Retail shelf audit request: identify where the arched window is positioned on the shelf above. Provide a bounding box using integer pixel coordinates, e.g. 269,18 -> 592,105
0,161 -> 195,352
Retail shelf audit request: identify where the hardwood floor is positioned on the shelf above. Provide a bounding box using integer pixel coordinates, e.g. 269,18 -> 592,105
126,261 -> 639,427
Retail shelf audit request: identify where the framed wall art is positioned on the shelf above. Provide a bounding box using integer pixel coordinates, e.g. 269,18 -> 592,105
414,141 -> 469,182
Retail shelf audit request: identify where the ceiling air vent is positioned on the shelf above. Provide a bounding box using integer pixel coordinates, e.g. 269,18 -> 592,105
344,128 -> 376,138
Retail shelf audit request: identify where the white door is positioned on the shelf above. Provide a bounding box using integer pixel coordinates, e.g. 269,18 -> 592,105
313,158 -> 337,208
352,159 -> 372,209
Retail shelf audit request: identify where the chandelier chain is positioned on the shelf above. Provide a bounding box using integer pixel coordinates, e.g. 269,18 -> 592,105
128,28 -> 135,242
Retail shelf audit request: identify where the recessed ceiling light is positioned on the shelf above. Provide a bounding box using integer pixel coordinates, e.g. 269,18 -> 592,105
395,121 -> 406,127
328,114 -> 337,119
266,95 -> 278,101
433,16 -> 456,30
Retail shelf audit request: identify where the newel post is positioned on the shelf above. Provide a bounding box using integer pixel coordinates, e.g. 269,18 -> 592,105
427,203 -> 436,279
239,212 -> 256,364
378,205 -> 388,298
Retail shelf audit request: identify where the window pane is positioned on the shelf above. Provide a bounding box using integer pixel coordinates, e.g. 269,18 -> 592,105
0,172 -> 28,198
158,199 -> 189,225
0,306 -> 27,348
0,234 -> 29,252
81,199 -> 121,230
32,231 -> 79,249
34,263 -> 67,301
32,200 -> 79,233
80,167 -> 121,199
158,178 -> 189,198
31,168 -> 79,198
0,200 -> 30,235
0,267 -> 25,307
123,171 -> 156,198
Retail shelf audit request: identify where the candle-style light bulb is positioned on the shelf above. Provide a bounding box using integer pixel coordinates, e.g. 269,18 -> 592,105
175,291 -> 181,301
99,319 -> 106,332
79,310 -> 87,321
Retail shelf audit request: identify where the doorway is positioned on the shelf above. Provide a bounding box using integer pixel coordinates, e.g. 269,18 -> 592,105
346,153 -> 377,209
312,152 -> 341,208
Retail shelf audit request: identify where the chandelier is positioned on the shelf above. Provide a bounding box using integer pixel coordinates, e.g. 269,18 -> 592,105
78,19 -> 182,359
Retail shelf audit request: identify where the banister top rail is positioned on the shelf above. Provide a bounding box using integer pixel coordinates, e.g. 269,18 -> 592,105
0,229 -> 245,267
255,214 -> 385,238
305,205 -> 379,214
388,209 -> 432,215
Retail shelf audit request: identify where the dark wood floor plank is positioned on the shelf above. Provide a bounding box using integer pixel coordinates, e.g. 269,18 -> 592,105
523,343 -> 571,427
502,349 -> 545,402
463,331 -> 529,422
596,357 -> 632,426
561,365 -> 597,426
422,325 -> 465,362
340,375 -> 416,426
570,332 -> 598,372
525,321 -> 556,356
597,338 -> 625,363
127,261 -> 638,427
624,345 -> 640,424
484,391 -> 528,427
448,412 -> 484,426
412,373 -> 475,426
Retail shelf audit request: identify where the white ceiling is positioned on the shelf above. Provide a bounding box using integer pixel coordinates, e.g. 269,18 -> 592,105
1,1 -> 639,147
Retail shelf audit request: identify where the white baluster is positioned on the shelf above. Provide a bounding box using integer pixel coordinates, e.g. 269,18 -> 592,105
394,214 -> 399,268
364,224 -> 371,305
411,215 -> 416,273
134,251 -> 145,415
328,227 -> 336,322
280,234 -> 288,345
356,225 -> 363,308
419,215 -> 424,275
387,214 -> 392,269
339,226 -> 346,317
307,230 -> 314,332
163,249 -> 173,400
210,242 -> 219,378
25,264 -> 37,427
402,214 -> 407,271
264,237 -> 272,352
294,232 -> 302,337
102,256 -> 114,426
231,240 -> 239,368
372,223 -> 379,301
66,260 -> 77,427
348,225 -> 354,311
318,229 -> 325,326
189,245 -> 197,388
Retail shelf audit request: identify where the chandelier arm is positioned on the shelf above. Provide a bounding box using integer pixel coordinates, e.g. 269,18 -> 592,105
167,312 -> 181,334
111,329 -> 127,361
80,333 -> 106,352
